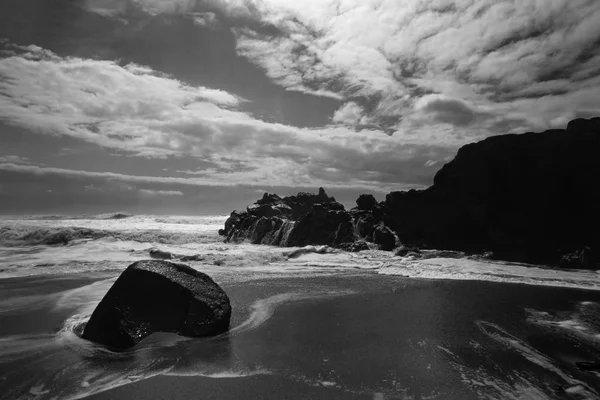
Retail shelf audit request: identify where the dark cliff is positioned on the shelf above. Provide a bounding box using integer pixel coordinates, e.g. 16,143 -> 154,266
221,117 -> 600,269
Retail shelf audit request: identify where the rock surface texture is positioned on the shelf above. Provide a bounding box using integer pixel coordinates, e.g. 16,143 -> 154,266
82,260 -> 231,349
220,118 -> 600,269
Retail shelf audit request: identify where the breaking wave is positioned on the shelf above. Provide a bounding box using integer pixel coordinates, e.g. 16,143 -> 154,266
0,226 -> 221,246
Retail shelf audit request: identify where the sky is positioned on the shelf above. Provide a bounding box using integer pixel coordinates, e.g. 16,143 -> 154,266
1,0 -> 599,215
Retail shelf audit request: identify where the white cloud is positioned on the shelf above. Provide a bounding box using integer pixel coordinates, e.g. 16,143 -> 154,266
0,155 -> 30,164
332,102 -> 367,126
0,42 -> 458,190
82,0 -> 600,135
229,0 -> 600,132
139,189 -> 184,196
190,12 -> 220,27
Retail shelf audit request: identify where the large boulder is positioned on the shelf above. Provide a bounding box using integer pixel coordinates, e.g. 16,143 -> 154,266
82,260 -> 231,350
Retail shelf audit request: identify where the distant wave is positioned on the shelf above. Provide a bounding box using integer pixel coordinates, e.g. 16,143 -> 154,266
10,212 -> 135,221
0,226 -> 220,246
94,212 -> 134,220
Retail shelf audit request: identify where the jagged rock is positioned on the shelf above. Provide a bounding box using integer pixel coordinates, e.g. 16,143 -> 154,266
338,241 -> 370,252
356,194 -> 378,211
373,225 -> 396,251
287,203 -> 352,247
82,260 -> 231,350
220,188 -> 347,248
256,192 -> 281,205
395,245 -> 421,257
149,249 -> 172,260
219,117 -> 600,267
559,247 -> 593,269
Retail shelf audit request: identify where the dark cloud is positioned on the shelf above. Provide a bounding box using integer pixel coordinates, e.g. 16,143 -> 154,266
417,97 -> 477,127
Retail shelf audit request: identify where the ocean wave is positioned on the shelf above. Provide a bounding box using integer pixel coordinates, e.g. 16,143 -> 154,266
94,212 -> 134,220
0,226 -> 220,246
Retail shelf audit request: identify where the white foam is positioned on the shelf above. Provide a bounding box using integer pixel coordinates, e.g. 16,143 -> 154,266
2,215 -> 600,292
379,257 -> 600,291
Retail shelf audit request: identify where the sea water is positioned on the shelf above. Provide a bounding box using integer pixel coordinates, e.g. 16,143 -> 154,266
1,214 -> 600,399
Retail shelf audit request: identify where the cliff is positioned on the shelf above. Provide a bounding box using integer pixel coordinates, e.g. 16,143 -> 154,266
220,117 -> 600,269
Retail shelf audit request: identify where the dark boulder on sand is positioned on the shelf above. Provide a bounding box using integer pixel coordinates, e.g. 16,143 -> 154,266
82,260 -> 231,350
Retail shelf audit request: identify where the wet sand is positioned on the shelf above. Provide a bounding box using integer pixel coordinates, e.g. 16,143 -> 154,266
2,273 -> 600,399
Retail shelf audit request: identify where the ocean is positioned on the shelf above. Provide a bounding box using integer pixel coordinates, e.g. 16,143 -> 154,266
1,214 -> 599,399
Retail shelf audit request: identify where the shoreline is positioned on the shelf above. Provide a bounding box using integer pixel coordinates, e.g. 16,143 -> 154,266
2,273 -> 600,399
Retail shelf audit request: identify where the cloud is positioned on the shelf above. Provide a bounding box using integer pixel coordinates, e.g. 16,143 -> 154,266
0,41 -> 459,191
228,0 -> 600,133
139,189 -> 184,196
190,11 -> 220,27
332,102 -> 368,126
0,43 -> 243,157
81,0 -> 600,136
413,95 -> 479,127
0,155 -> 31,164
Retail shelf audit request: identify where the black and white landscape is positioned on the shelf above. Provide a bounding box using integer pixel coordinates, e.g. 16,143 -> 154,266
1,1 -> 600,399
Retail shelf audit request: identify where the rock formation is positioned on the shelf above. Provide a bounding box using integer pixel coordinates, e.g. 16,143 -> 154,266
82,260 -> 231,350
220,117 -> 600,269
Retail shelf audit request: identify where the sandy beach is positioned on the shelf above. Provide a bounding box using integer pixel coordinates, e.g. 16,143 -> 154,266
2,271 -> 600,399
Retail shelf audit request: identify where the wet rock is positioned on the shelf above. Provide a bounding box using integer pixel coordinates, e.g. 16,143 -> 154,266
395,245 -> 421,257
338,241 -> 370,252
149,249 -> 172,260
559,247 -> 593,269
373,225 -> 396,251
219,117 -> 600,266
82,260 -> 231,350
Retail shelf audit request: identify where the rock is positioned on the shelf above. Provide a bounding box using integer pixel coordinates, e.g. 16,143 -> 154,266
356,194 -> 378,211
179,254 -> 205,262
559,247 -> 593,269
381,117 -> 600,267
286,203 -> 353,247
395,245 -> 421,257
82,260 -> 231,350
256,192 -> 281,205
220,188 -> 348,248
338,241 -> 370,252
220,118 -> 600,267
373,225 -> 396,251
149,249 -> 172,260
246,203 -> 281,218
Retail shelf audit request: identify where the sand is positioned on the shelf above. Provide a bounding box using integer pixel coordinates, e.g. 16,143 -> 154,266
2,273 -> 600,399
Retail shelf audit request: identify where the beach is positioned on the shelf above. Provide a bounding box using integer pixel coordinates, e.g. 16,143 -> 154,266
1,215 -> 600,399
3,271 -> 600,399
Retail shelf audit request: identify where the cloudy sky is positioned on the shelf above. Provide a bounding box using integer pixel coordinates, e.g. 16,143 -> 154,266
1,0 -> 599,214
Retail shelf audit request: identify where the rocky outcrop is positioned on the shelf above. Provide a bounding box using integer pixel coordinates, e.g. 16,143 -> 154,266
380,117 -> 600,267
220,118 -> 600,268
219,187 -> 359,248
82,260 -> 231,350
